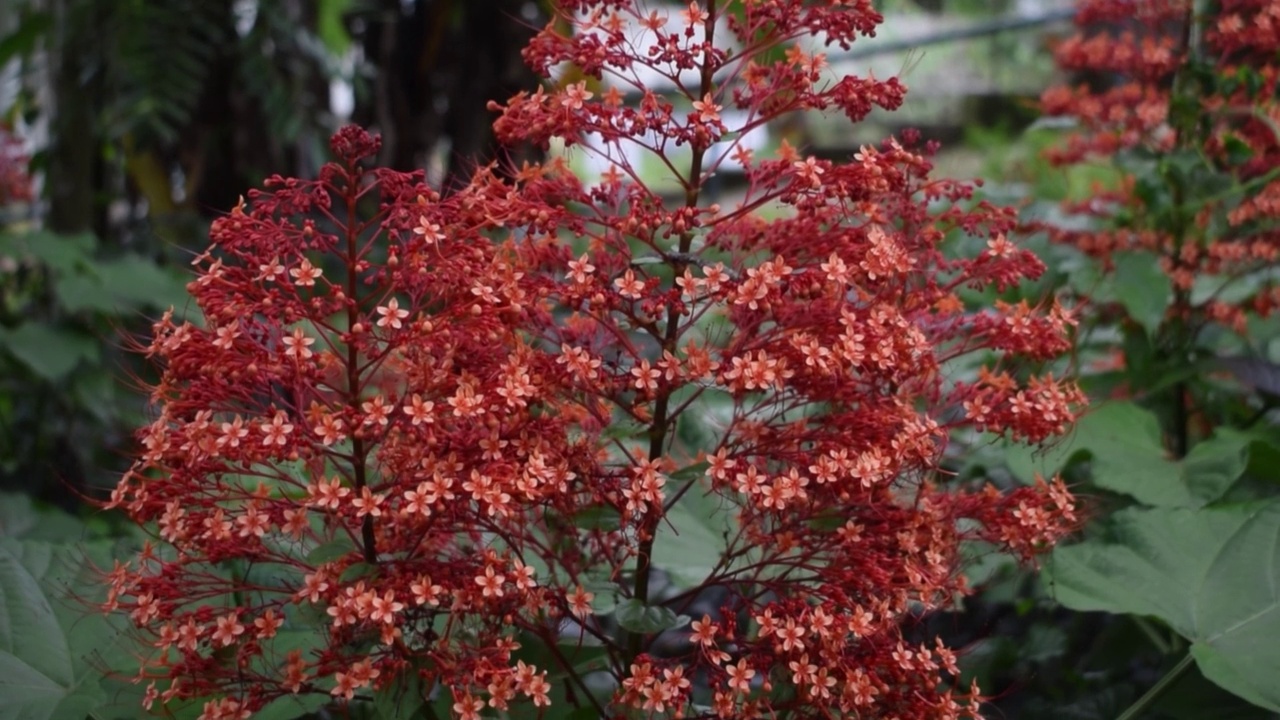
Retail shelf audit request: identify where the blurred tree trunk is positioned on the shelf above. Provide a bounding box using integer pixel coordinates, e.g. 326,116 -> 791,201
184,0 -> 266,220
46,0 -> 105,236
355,0 -> 543,190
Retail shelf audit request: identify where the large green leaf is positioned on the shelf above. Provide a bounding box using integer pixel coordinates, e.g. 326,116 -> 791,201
0,324 -> 100,382
1006,402 -> 1180,504
0,494 -> 38,539
0,546 -> 76,720
55,254 -> 192,316
651,479 -> 732,587
0,538 -> 136,720
0,494 -> 88,542
1005,401 -> 1250,507
90,255 -> 193,312
0,496 -> 151,720
1048,499 -> 1280,712
0,546 -> 74,685
1153,658 -> 1280,720
1112,250 -> 1173,335
0,230 -> 94,275
1180,431 -> 1253,503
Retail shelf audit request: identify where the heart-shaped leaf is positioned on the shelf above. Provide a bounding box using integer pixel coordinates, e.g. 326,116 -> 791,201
651,481 -> 732,587
0,538 -> 139,720
1048,499 -> 1280,712
1005,402 -> 1252,507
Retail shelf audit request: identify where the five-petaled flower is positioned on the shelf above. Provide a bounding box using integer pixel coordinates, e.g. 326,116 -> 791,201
475,566 -> 505,598
376,297 -> 409,329
290,258 -> 322,287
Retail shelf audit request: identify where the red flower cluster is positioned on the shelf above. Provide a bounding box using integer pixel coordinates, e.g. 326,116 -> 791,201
109,3 -> 1081,719
1041,0 -> 1280,332
0,124 -> 32,207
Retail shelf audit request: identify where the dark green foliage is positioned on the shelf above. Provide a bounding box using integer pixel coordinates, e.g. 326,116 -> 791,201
105,0 -> 229,144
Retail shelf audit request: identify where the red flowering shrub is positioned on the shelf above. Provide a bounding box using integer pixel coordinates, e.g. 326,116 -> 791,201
1041,0 -> 1280,336
109,2 -> 1081,719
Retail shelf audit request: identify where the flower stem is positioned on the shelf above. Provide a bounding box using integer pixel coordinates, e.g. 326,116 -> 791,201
1116,652 -> 1195,720
625,0 -> 719,667
345,171 -> 378,564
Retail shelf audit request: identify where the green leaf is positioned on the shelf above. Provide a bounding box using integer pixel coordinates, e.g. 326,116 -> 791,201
55,254 -> 192,315
1111,251 -> 1173,335
306,538 -> 357,566
614,599 -> 686,634
511,630 -> 610,683
1222,135 -> 1255,165
1048,499 -> 1280,712
0,543 -> 73,707
339,561 -> 378,583
1153,658 -> 1280,720
316,0 -> 353,55
52,272 -> 119,314
0,324 -> 100,382
1007,402 -> 1253,507
245,626 -> 328,707
1181,432 -> 1251,505
1005,402 -> 1187,506
0,11 -> 52,65
0,494 -> 38,539
0,652 -> 68,720
0,539 -> 135,720
0,230 -> 94,274
651,482 -> 731,587
254,693 -> 328,720
91,255 -> 192,311
578,574 -> 621,615
373,666 -> 425,720
669,461 -> 710,482
571,505 -> 622,532
1241,433 -> 1280,484
1063,252 -> 1114,302
0,493 -> 88,543
1019,624 -> 1068,664
601,421 -> 647,441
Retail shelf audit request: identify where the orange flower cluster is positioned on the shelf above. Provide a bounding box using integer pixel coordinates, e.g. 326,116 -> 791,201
109,3 -> 1082,719
1041,0 -> 1280,332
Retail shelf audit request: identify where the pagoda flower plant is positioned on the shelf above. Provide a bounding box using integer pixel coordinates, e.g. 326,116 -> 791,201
106,1 -> 1083,718
1040,0 -> 1280,439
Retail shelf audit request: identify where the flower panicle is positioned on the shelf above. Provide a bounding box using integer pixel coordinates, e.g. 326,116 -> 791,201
110,4 -> 1082,719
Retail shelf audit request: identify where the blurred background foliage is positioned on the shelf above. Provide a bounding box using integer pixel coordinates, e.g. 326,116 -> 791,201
0,0 -> 1072,508
0,0 -> 552,505
2,1 -> 1279,719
